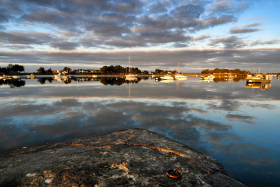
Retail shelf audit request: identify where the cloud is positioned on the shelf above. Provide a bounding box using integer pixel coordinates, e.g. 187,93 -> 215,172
0,14 -> 8,23
148,0 -> 170,14
0,0 -> 245,49
50,41 -> 81,50
172,43 -> 189,48
208,36 -> 248,48
170,4 -> 205,18
206,100 -> 242,111
245,15 -> 267,20
251,39 -> 280,46
207,0 -> 250,16
226,114 -> 256,124
230,22 -> 262,34
190,108 -> 207,114
0,31 -> 52,45
192,35 -> 211,41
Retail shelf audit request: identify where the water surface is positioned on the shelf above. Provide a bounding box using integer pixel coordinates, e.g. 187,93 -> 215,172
1,76 -> 280,186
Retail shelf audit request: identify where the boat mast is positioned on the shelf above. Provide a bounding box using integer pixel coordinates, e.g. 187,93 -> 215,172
129,54 -> 131,73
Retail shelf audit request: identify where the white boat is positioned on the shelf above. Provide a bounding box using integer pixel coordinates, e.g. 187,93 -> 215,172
175,75 -> 187,80
201,75 -> 215,80
53,71 -> 67,80
27,74 -> 36,78
91,75 -> 97,78
12,75 -> 20,79
246,73 -> 271,83
161,74 -> 174,80
126,55 -> 138,80
174,63 -> 187,80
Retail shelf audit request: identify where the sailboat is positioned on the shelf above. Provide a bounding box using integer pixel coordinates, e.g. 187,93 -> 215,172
174,63 -> 187,80
125,54 -> 138,81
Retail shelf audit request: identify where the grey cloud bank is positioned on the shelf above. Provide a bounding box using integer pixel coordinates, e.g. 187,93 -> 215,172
1,49 -> 279,72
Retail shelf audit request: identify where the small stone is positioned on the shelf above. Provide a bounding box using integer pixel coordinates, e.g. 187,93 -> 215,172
26,173 -> 36,177
45,179 -> 52,184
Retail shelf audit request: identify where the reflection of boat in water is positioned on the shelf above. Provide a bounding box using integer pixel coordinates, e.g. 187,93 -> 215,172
126,55 -> 138,81
224,73 -> 233,81
174,63 -> 187,80
246,82 -> 271,91
53,71 -> 68,80
160,79 -> 173,83
27,74 -> 36,79
246,73 -> 271,83
175,76 -> 187,80
0,75 -> 13,80
12,75 -> 20,79
201,75 -> 215,81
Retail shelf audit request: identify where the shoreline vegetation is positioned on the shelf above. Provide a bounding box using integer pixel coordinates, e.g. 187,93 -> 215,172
1,64 -> 278,76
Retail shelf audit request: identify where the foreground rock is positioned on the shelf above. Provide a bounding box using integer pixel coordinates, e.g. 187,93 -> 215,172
0,129 -> 245,187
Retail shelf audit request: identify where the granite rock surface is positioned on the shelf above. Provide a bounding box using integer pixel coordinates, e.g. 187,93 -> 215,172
0,128 -> 246,187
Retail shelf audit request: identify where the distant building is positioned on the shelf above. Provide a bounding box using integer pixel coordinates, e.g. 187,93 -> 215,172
87,69 -> 95,73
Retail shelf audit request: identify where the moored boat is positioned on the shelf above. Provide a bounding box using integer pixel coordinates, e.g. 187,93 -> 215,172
246,73 -> 271,83
126,55 -> 138,80
161,73 -> 174,80
12,75 -> 20,79
201,75 -> 215,80
174,63 -> 187,80
27,74 -> 36,79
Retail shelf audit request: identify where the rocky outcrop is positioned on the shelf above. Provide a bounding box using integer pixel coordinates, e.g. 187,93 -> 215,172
0,128 -> 246,186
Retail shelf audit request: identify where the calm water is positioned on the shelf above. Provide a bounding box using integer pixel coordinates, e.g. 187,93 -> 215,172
1,76 -> 280,186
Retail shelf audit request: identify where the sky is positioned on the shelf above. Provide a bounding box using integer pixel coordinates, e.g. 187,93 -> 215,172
0,0 -> 279,72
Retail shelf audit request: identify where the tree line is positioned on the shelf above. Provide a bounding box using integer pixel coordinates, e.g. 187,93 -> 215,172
0,64 -> 25,74
155,69 -> 177,74
201,68 -> 250,74
100,65 -> 141,74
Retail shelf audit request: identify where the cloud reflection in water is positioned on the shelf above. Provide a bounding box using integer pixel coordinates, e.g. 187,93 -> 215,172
0,77 -> 280,186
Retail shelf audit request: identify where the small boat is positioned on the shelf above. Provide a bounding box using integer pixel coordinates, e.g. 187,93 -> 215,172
161,74 -> 174,80
91,75 -> 97,78
175,73 -> 187,80
201,75 -> 215,80
53,71 -> 67,80
126,55 -> 138,80
246,73 -> 271,83
12,75 -> 20,79
174,63 -> 187,80
27,74 -> 36,78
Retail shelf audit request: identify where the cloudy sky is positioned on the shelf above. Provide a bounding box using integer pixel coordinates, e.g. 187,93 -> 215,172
0,0 -> 279,72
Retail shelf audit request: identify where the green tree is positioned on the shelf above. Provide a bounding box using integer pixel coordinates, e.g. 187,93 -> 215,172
37,67 -> 45,74
63,67 -> 71,72
100,66 -> 108,73
201,69 -> 210,74
47,68 -> 52,74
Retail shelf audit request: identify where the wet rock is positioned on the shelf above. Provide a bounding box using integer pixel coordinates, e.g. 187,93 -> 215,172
0,128 -> 246,186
